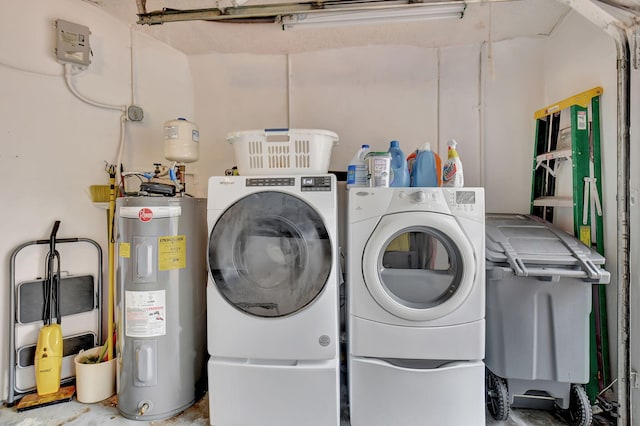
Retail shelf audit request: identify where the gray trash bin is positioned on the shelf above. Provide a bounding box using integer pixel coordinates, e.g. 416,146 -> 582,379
483,214 -> 610,424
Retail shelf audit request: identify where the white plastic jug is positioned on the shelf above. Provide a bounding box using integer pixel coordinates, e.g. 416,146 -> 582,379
347,144 -> 370,187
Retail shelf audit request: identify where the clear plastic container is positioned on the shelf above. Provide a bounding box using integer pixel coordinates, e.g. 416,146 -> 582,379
364,151 -> 391,187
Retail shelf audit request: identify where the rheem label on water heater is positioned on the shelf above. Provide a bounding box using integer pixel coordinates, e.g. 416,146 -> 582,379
125,290 -> 166,337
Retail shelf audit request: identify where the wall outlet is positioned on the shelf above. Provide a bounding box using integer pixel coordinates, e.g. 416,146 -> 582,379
127,105 -> 144,122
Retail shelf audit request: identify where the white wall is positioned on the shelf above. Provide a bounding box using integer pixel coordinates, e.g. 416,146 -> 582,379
0,0 -> 193,401
189,53 -> 289,188
440,44 -> 483,188
190,41 -> 544,212
484,38 -> 547,213
290,46 -> 439,164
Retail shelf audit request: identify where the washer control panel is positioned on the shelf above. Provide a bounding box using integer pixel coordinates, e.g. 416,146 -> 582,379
244,176 -> 332,191
301,176 -> 332,192
246,177 -> 294,187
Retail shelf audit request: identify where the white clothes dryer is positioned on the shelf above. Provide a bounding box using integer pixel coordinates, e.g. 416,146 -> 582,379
347,187 -> 485,426
207,175 -> 340,426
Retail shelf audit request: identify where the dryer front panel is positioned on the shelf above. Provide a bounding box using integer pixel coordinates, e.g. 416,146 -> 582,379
208,191 -> 332,318
362,212 -> 476,321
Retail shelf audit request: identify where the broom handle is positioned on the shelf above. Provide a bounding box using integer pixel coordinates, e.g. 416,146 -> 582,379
107,166 -> 117,361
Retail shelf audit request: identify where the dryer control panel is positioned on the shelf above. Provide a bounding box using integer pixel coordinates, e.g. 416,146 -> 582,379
443,188 -> 484,221
454,190 -> 476,205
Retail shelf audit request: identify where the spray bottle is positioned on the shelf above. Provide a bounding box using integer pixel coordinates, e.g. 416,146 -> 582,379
442,139 -> 464,187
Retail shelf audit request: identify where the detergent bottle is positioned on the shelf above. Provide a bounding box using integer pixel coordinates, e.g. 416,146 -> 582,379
411,142 -> 441,187
406,149 -> 417,178
442,139 -> 464,187
347,144 -> 370,187
388,140 -> 410,187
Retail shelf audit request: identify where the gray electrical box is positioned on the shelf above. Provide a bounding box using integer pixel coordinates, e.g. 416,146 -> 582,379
55,19 -> 91,67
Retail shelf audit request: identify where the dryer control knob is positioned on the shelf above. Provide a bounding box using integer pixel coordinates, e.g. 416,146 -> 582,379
411,190 -> 426,203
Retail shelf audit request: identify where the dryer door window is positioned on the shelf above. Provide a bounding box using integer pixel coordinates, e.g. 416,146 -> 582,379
363,212 -> 476,321
380,228 -> 462,308
208,191 -> 332,318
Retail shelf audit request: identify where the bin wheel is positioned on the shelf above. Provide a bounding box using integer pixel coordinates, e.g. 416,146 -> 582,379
558,384 -> 592,426
485,369 -> 509,421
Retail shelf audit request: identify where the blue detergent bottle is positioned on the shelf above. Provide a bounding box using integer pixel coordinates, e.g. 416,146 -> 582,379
412,142 -> 440,187
388,140 -> 410,187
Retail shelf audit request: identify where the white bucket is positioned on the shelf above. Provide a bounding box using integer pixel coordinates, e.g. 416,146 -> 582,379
74,347 -> 116,403
164,118 -> 200,163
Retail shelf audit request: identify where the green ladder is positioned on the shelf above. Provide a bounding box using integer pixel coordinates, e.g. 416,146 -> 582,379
530,86 -> 609,403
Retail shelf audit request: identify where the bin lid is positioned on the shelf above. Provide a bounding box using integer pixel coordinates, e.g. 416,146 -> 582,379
485,214 -> 609,282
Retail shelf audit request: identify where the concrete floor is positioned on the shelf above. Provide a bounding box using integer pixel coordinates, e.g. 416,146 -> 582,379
0,392 -> 574,426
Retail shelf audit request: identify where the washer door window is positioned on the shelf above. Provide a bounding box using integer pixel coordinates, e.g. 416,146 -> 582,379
363,212 -> 475,321
209,191 -> 332,318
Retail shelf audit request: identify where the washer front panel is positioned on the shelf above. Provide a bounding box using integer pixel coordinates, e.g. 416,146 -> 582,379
208,191 -> 332,318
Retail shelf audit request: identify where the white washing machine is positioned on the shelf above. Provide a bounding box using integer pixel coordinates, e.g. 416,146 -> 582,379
347,187 -> 485,426
206,175 -> 340,426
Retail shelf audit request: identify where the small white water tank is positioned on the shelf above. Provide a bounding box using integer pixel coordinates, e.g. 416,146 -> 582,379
164,118 -> 199,163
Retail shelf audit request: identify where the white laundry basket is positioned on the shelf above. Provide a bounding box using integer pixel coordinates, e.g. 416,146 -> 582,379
227,128 -> 338,175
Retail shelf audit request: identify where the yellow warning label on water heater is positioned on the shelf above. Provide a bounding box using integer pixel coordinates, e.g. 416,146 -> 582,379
119,242 -> 131,258
158,235 -> 186,271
